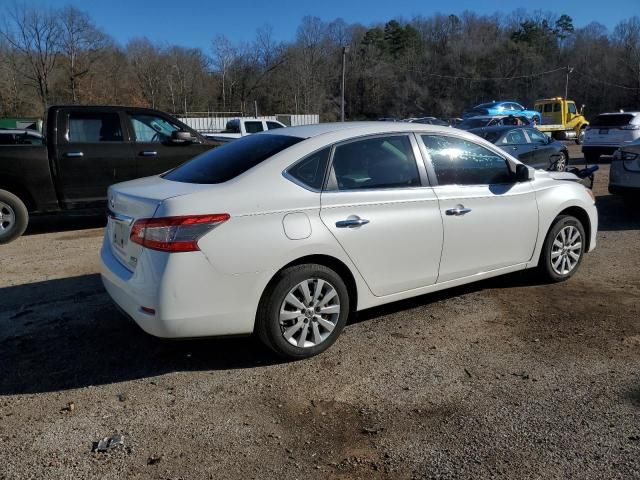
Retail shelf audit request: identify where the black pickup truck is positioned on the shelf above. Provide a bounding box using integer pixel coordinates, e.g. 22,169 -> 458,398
0,105 -> 218,244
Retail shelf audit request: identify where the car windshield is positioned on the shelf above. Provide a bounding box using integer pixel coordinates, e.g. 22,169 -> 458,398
472,130 -> 502,143
459,118 -> 489,129
590,114 -> 635,127
163,134 -> 304,184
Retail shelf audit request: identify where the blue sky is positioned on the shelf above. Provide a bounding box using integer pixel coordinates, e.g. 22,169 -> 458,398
15,0 -> 640,48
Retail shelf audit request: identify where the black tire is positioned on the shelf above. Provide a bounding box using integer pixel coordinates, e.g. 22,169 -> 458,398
538,215 -> 586,283
256,263 -> 350,359
0,189 -> 29,245
533,115 -> 541,125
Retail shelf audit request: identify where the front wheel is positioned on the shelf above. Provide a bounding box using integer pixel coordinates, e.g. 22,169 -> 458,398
575,127 -> 586,145
0,189 -> 29,244
256,264 -> 350,359
533,115 -> 541,126
538,215 -> 586,282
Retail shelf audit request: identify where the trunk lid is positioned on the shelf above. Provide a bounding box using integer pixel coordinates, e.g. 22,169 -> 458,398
107,175 -> 212,271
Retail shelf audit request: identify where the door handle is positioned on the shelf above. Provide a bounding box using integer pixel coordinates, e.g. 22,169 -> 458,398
140,151 -> 158,157
511,146 -> 518,151
64,151 -> 84,158
335,218 -> 370,228
445,205 -> 472,216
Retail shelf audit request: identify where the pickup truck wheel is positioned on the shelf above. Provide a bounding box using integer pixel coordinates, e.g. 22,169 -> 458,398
575,127 -> 586,145
0,190 -> 29,244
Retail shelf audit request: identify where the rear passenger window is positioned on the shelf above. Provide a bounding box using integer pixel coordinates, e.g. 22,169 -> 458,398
286,147 -> 330,191
421,135 -> 512,186
68,112 -> 122,143
245,121 -> 264,133
267,122 -> 284,130
330,135 -> 420,191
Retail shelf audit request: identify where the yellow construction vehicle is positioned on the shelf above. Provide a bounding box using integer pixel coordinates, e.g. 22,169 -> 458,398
534,97 -> 589,144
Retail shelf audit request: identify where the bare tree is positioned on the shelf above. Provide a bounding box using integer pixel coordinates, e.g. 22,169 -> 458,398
127,38 -> 165,108
58,5 -> 110,103
0,4 -> 61,111
211,35 -> 237,110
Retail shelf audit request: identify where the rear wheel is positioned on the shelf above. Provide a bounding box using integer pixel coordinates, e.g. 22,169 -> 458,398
256,264 -> 350,359
0,189 -> 29,245
553,151 -> 568,171
538,215 -> 586,282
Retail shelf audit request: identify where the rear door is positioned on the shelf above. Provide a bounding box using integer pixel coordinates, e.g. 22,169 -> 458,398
54,108 -> 134,208
418,134 -> 538,283
126,111 -> 211,178
320,134 -> 443,297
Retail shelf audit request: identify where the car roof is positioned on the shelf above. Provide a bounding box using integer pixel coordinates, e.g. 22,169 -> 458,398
462,114 -> 527,120
468,125 -> 531,133
263,121 -> 453,139
596,111 -> 640,116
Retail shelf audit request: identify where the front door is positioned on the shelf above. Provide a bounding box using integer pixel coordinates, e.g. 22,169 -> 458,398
525,128 -> 555,169
126,111 -> 211,178
320,134 -> 443,297
55,109 -> 134,208
419,134 -> 538,283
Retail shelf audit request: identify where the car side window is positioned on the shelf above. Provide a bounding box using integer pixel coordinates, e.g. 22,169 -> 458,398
245,121 -> 264,134
544,104 -> 553,113
421,135 -> 512,186
330,135 -> 421,191
286,147 -> 331,191
68,112 -> 123,143
501,129 -> 528,145
527,129 -> 549,144
266,122 -> 284,130
567,103 -> 577,114
130,114 -> 180,143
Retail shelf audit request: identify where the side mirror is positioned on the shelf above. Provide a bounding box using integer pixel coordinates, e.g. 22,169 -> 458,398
514,163 -> 531,182
580,104 -> 585,115
171,130 -> 194,143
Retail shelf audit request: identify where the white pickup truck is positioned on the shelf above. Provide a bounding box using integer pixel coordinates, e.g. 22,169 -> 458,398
204,118 -> 286,143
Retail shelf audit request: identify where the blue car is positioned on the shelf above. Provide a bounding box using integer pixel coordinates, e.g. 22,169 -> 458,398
463,101 -> 541,124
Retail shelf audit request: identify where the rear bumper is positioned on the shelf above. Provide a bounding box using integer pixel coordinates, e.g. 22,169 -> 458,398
100,237 -> 263,338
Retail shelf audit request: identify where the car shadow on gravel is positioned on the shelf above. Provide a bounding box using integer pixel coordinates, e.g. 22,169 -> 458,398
25,213 -> 106,236
596,194 -> 640,231
0,274 -> 283,395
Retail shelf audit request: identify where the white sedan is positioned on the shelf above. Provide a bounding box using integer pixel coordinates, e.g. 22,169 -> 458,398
101,122 -> 598,359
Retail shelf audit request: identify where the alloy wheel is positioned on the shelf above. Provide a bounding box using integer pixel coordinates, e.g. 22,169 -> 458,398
279,278 -> 340,348
555,152 -> 567,171
0,201 -> 16,233
550,225 -> 582,275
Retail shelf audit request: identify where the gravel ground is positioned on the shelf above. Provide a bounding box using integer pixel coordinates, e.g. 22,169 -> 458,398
1,145 -> 639,479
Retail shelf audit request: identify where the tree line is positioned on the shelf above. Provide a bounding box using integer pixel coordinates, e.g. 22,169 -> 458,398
1,4 -> 639,121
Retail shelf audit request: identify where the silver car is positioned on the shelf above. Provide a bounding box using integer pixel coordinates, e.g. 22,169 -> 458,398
610,137 -> 640,202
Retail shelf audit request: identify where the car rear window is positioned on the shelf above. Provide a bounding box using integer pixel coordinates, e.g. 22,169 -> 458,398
163,134 -> 304,184
590,114 -> 635,127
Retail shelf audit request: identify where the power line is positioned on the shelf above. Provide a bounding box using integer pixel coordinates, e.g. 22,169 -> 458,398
405,66 -> 567,82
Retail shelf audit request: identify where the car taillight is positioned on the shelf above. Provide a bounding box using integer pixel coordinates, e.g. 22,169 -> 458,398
129,214 -> 230,252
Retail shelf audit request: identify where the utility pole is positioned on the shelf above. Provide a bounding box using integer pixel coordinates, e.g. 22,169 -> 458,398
341,45 -> 350,122
565,66 -> 574,99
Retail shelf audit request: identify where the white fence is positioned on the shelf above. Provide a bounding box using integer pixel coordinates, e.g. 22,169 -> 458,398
178,113 -> 319,133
